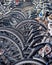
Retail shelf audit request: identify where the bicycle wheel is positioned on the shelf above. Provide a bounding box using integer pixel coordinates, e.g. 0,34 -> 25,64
16,19 -> 47,46
0,15 -> 24,28
0,34 -> 23,65
15,58 -> 46,65
7,11 -> 26,21
0,27 -> 25,49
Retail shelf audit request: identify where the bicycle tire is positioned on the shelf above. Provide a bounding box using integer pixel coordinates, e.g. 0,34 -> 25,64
15,58 -> 46,65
